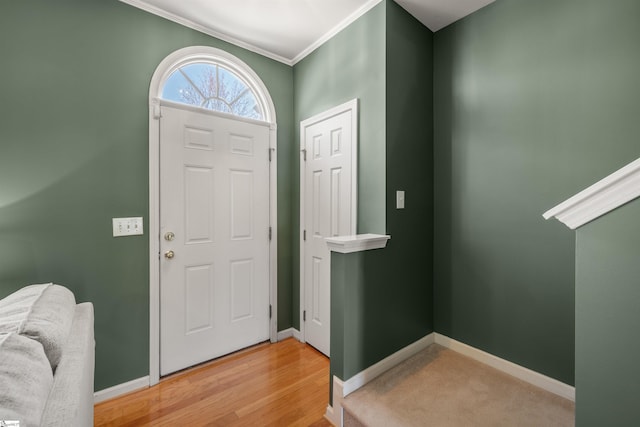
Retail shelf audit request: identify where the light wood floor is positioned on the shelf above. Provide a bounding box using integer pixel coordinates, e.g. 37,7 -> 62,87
94,338 -> 332,427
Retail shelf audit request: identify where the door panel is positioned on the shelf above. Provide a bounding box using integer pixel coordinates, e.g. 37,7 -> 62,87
230,170 -> 254,239
185,264 -> 213,333
184,166 -> 214,243
160,105 -> 270,376
230,259 -> 254,321
331,167 -> 343,237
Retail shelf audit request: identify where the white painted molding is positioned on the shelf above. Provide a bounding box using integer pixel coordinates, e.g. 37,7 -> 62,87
292,0 -> 383,65
94,376 -> 150,404
543,157 -> 640,229
326,234 -> 391,254
327,377 -> 345,427
277,328 -> 293,341
343,333 -> 435,396
119,0 -> 383,66
148,46 -> 277,124
434,334 -> 575,401
268,119 -> 279,346
118,0 -> 292,65
277,328 -> 302,342
324,404 -> 337,427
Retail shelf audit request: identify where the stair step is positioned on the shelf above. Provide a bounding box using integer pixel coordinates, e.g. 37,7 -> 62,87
342,344 -> 573,427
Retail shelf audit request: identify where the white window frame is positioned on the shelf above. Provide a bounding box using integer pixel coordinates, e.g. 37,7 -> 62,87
161,60 -> 267,120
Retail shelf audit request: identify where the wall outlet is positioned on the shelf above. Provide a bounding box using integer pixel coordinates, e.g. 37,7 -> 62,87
112,217 -> 144,237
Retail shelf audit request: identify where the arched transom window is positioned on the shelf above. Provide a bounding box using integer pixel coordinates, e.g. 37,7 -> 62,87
162,62 -> 265,121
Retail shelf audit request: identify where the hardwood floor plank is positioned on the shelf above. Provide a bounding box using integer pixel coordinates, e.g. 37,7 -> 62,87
232,379 -> 329,427
95,339 -> 331,426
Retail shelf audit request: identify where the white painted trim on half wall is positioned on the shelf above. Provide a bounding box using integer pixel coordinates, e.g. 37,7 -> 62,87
94,376 -> 150,404
543,156 -> 640,229
326,333 -> 436,424
326,377 -> 344,427
343,333 -> 435,397
325,233 -> 390,254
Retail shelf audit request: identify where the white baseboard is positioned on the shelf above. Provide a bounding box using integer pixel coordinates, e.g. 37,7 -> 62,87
277,327 -> 302,341
325,404 -> 337,426
326,377 -> 344,427
331,331 -> 575,424
94,376 -> 150,404
343,333 -> 435,396
277,328 -> 293,340
434,333 -> 575,401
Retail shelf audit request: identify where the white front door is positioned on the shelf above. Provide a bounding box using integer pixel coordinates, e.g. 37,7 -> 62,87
160,103 -> 270,376
301,100 -> 357,357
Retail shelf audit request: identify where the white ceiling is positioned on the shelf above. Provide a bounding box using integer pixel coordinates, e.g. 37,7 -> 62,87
120,0 -> 495,65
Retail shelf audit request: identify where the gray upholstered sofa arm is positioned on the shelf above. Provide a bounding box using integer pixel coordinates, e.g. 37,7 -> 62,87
41,302 -> 95,427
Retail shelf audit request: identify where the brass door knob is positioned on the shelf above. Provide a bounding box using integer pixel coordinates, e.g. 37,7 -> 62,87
164,250 -> 175,259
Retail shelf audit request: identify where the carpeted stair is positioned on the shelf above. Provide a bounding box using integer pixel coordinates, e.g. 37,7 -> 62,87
342,344 -> 574,427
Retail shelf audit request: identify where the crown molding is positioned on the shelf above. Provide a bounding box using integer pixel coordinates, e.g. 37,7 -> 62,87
543,157 -> 640,229
119,0 -> 293,65
291,0 -> 383,65
120,0 -> 383,67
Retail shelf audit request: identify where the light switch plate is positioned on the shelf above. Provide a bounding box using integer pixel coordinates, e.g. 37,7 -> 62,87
396,191 -> 405,209
112,217 -> 144,237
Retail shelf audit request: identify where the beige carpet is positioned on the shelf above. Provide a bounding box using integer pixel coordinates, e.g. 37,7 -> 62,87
342,344 -> 574,427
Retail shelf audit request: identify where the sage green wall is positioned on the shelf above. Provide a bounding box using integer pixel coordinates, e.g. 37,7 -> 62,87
380,0 -> 434,364
0,0 -> 294,391
292,2 -> 386,329
434,0 -> 640,385
327,1 -> 434,404
329,250 -> 364,402
575,198 -> 640,426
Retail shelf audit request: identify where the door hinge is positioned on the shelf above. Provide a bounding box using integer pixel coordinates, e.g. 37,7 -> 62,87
303,310 -> 306,322
269,226 -> 272,241
268,148 -> 273,162
269,304 -> 272,319
303,230 -> 306,241
301,148 -> 307,161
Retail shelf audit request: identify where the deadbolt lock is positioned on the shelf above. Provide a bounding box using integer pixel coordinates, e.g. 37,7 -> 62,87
164,232 -> 175,241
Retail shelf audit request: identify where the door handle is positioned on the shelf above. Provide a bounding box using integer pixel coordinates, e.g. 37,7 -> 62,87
164,250 -> 175,259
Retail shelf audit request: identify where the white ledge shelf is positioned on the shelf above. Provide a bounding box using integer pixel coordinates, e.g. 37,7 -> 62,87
325,234 -> 391,253
543,157 -> 640,230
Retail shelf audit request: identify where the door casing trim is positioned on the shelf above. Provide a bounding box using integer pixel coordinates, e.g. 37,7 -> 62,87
149,46 -> 278,385
299,98 -> 358,346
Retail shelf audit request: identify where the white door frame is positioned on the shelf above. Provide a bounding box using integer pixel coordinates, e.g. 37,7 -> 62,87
299,99 -> 358,345
148,46 -> 278,386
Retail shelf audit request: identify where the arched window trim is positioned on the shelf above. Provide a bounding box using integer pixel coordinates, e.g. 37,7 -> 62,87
150,46 -> 276,124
